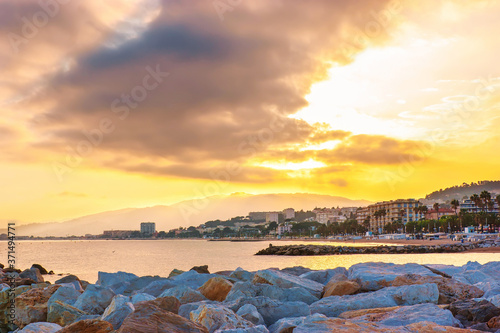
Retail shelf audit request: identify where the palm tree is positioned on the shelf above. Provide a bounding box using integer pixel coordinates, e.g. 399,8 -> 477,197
496,194 -> 500,210
480,191 -> 492,212
470,194 -> 480,213
433,203 -> 440,220
451,199 -> 460,216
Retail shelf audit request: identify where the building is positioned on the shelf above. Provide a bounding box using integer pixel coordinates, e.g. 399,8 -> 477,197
314,208 -> 346,225
249,212 -> 267,221
282,208 -> 295,220
266,212 -> 280,223
277,223 -> 292,235
341,207 -> 359,217
425,208 -> 455,220
356,207 -> 370,225
140,222 -> 156,234
103,230 -> 134,238
364,199 -> 423,233
460,198 -> 499,214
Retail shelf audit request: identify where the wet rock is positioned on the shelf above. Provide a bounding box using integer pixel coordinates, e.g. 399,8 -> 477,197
47,300 -> 87,326
198,277 -> 233,302
310,283 -> 439,317
14,285 -> 60,327
322,280 -> 360,298
252,269 -> 324,298
118,301 -> 208,332
449,299 -> 500,327
236,304 -> 265,326
191,304 -> 255,332
191,265 -> 210,274
73,284 -> 116,315
57,318 -> 114,332
19,268 -> 44,284
160,285 -> 207,304
101,295 -> 134,329
17,322 -> 62,332
31,264 -> 48,275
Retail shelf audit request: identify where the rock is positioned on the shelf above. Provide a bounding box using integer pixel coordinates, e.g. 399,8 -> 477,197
280,266 -> 312,276
198,277 -> 233,302
225,281 -> 318,305
267,315 -> 311,333
487,315 -> 500,328
299,267 -> 348,285
55,275 -> 81,285
97,271 -> 138,287
347,262 -> 438,291
131,292 -> 155,304
14,285 -> 60,327
56,280 -> 83,292
310,283 -> 439,317
229,268 -> 254,282
390,274 -> 484,304
486,294 -> 500,307
348,303 -> 462,327
455,270 -> 497,285
118,301 -> 208,332
138,278 -> 177,297
73,284 -> 116,315
171,271 -> 218,289
191,304 -> 255,333
160,285 -> 207,304
31,264 -> 49,275
135,296 -> 181,315
19,268 -> 44,284
236,304 -> 265,326
17,322 -> 62,332
224,296 -> 310,326
169,269 -> 186,278
449,299 -> 500,326
425,264 -> 463,277
405,321 -> 484,332
101,295 -> 134,329
323,280 -> 360,297
191,265 -> 210,274
252,270 -> 324,298
474,282 -> 500,299
57,318 -> 114,332
123,276 -> 163,295
47,300 -> 87,326
422,265 -> 452,278
215,326 -> 269,332
179,301 -> 218,319
48,285 -> 81,309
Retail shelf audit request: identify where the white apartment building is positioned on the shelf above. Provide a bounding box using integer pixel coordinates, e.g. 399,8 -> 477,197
282,208 -> 295,220
266,211 -> 280,223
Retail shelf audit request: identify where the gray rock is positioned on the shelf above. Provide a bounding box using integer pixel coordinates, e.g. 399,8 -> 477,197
225,281 -> 318,304
236,304 -> 265,326
252,269 -> 324,298
97,271 -> 138,287
178,300 -> 218,319
19,268 -> 44,283
454,270 -> 497,285
310,283 -> 439,317
55,275 -> 80,285
101,295 -> 134,329
47,285 -> 81,309
267,315 -> 311,333
299,267 -> 348,285
131,292 -> 155,304
229,268 -> 254,282
73,284 -> 116,315
123,275 -> 163,295
215,326 -> 269,333
190,304 -> 255,333
17,322 -> 62,332
137,278 -> 177,297
280,266 -> 312,276
171,270 -> 218,289
159,285 -> 207,304
47,300 -> 87,326
347,262 -> 437,291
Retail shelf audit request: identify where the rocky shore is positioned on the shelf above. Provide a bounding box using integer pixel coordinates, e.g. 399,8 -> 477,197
255,238 -> 500,256
1,260 -> 500,332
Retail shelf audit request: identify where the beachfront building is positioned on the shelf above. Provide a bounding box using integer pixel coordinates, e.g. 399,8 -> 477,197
140,222 -> 156,235
315,208 -> 346,225
282,208 -> 295,220
365,199 -> 423,233
249,212 -> 267,221
266,211 -> 280,223
103,230 -> 134,238
277,223 -> 292,235
460,198 -> 499,214
425,208 -> 455,220
356,207 -> 370,225
341,207 -> 359,218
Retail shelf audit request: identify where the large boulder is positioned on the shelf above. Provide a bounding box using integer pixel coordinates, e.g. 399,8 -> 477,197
191,265 -> 210,274
390,274 -> 484,304
57,318 -> 114,332
229,268 -> 254,282
236,304 -> 265,326
224,296 -> 310,326
347,262 -> 438,291
160,285 -> 207,304
47,285 -> 81,309
137,296 -> 181,314
17,322 -> 62,332
73,284 -> 116,315
31,264 -> 49,275
131,292 -> 155,304
55,275 -> 80,285
347,303 -> 462,327
225,281 -> 318,305
449,299 -> 500,327
101,295 -> 135,329
123,275 -> 163,295
323,280 -> 360,298
47,300 -> 87,326
97,271 -> 139,287
267,315 -> 317,333
191,304 -> 255,332
252,269 -> 324,298
14,285 -> 60,327
280,266 -> 312,276
19,268 -> 44,284
310,283 -> 439,317
215,325 -> 269,332
198,277 -> 233,302
474,281 -> 500,299
138,278 -> 177,297
179,301 -> 218,319
171,271 -> 217,289
118,301 -> 208,332
454,270 -> 497,286
299,267 -> 348,285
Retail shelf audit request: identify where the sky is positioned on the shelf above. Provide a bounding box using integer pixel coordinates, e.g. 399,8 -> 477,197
1,0 -> 500,225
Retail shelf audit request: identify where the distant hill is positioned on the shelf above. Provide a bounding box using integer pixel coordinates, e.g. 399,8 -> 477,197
13,193 -> 371,237
424,180 -> 500,202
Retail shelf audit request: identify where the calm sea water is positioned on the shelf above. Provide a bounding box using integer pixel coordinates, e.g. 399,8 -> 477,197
2,240 -> 499,283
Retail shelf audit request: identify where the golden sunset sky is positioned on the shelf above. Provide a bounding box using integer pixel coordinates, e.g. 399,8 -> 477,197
1,0 -> 500,225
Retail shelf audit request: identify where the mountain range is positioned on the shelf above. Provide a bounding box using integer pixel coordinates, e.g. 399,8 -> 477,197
11,193 -> 371,237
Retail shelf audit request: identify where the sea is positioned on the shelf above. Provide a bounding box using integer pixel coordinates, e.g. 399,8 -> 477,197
3,239 -> 499,283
